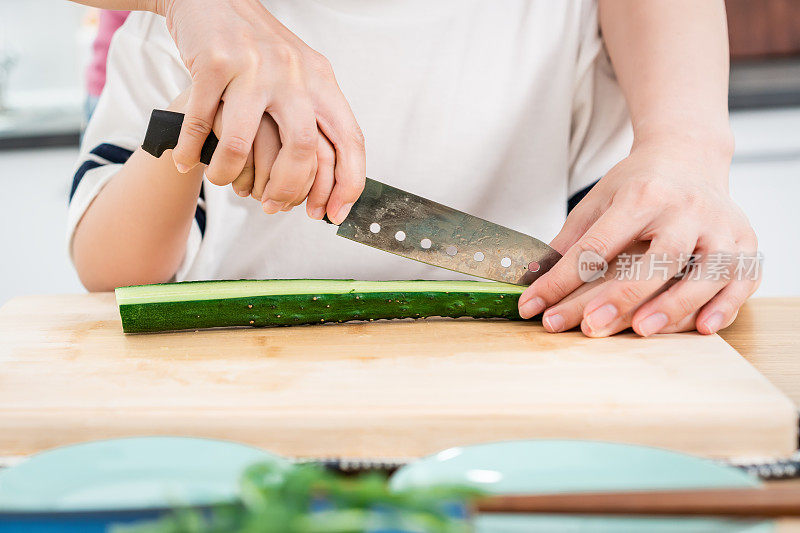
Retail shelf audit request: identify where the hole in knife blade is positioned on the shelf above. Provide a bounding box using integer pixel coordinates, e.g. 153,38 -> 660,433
473,252 -> 485,262
369,223 -> 381,234
420,238 -> 432,249
501,257 -> 512,268
446,246 -> 457,256
528,261 -> 540,272
395,231 -> 406,242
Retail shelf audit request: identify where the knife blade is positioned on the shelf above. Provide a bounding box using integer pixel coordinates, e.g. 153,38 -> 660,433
141,109 -> 562,284
337,178 -> 560,284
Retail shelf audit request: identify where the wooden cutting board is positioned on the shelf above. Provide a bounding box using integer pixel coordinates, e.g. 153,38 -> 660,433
0,293 -> 796,460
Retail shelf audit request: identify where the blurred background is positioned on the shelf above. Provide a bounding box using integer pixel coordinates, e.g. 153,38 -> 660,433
0,0 -> 798,306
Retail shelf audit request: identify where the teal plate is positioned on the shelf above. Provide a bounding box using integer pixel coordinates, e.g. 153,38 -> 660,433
390,440 -> 772,533
0,436 -> 289,513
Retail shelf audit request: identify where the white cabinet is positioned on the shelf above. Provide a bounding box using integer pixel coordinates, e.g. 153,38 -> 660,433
0,148 -> 82,305
729,107 -> 800,297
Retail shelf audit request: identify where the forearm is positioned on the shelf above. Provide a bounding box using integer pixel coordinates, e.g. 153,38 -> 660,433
72,149 -> 204,291
598,0 -> 734,157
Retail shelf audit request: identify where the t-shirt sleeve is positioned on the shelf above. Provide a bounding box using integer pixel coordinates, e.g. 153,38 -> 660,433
567,0 -> 633,209
67,12 -> 202,280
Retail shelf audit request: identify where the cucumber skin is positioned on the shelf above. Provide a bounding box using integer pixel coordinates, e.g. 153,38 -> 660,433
118,290 -> 523,333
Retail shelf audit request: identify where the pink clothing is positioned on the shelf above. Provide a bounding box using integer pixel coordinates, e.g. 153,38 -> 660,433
86,10 -> 130,97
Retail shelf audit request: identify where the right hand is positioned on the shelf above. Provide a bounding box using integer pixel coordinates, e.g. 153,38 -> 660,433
160,0 -> 365,223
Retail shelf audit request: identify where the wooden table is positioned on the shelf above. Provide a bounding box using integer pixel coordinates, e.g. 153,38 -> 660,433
721,298 -> 800,525
719,298 -> 800,407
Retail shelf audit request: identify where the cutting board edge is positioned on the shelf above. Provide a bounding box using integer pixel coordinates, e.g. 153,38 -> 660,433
0,408 -> 795,461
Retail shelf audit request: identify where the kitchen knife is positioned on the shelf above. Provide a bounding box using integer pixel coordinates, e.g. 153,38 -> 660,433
141,109 -> 561,285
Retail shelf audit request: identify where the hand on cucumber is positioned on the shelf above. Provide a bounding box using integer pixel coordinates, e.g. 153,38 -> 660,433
532,241 -> 703,336
519,136 -> 760,338
159,0 -> 365,224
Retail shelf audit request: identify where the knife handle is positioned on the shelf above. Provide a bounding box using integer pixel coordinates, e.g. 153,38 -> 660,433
141,109 -> 334,224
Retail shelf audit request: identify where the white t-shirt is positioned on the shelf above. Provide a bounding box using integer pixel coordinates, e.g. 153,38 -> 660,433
68,0 -> 632,282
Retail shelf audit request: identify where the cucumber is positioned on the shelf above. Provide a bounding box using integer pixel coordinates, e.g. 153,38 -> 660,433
115,279 -> 526,333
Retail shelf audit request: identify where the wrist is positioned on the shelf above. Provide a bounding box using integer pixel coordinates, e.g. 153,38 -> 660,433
630,126 -> 734,190
632,123 -> 734,167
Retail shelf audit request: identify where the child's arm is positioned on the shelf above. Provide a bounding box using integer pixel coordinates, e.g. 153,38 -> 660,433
73,89 -> 309,291
68,15 -> 208,292
72,98 -> 203,292
519,0 -> 759,338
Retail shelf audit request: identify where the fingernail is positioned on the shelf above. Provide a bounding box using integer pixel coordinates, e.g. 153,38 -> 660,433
519,297 -> 546,319
584,303 -> 618,333
543,313 -> 565,333
638,312 -> 668,337
172,152 -> 190,174
702,312 -> 724,334
335,203 -> 354,224
262,199 -> 283,214
236,189 -> 250,197
309,207 -> 326,220
280,204 -> 293,212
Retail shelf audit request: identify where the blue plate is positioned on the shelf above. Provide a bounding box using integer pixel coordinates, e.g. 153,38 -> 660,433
390,440 -> 770,532
0,436 -> 289,532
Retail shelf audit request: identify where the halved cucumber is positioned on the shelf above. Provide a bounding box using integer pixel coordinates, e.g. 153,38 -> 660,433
115,279 -> 526,333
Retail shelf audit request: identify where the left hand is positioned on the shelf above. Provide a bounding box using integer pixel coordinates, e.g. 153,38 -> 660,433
518,138 -> 761,337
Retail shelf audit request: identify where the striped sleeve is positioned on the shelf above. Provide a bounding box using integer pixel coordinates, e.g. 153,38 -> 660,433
69,143 -> 132,202
66,12 -> 205,278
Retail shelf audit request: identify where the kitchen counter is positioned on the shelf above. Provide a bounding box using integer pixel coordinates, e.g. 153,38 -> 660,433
719,298 -> 800,406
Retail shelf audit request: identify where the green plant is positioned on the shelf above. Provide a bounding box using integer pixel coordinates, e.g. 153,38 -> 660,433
115,463 -> 478,533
